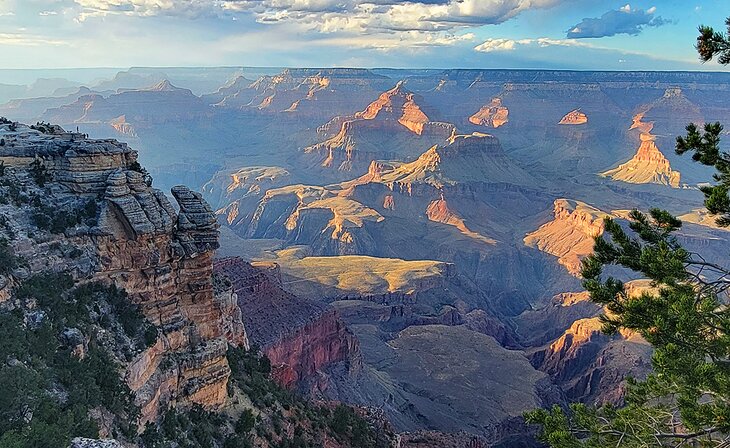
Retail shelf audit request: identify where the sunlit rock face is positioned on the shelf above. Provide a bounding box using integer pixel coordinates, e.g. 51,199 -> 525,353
524,199 -> 609,276
601,113 -> 680,187
521,281 -> 655,405
558,109 -> 587,125
469,98 -> 509,128
355,81 -> 432,135
0,123 -> 247,424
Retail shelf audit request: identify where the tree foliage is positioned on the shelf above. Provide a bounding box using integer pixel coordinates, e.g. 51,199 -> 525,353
526,17 -> 730,447
697,17 -> 730,64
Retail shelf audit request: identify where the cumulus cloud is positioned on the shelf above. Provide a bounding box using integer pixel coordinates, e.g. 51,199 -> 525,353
566,4 -> 668,39
71,0 -> 566,31
475,37 -> 594,53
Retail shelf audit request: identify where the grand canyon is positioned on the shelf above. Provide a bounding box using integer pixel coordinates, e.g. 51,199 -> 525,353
2,64 -> 730,446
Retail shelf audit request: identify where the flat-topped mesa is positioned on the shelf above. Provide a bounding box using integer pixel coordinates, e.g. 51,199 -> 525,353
524,199 -> 610,276
0,122 -> 137,194
558,109 -> 588,125
0,122 -> 246,424
469,98 -> 509,128
601,129 -> 680,188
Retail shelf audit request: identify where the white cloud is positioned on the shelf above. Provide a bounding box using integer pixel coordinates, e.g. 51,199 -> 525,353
0,32 -> 68,46
473,38 -> 518,53
474,36 -> 676,61
71,0 -> 567,31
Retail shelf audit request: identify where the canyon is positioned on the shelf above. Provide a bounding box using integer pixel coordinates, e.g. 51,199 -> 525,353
2,67 -> 730,446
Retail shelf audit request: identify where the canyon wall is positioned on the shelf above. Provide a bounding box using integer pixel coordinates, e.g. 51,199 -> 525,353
0,123 -> 248,424
213,257 -> 361,393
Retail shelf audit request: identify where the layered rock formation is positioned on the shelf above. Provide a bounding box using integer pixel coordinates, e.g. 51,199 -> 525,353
355,81 -> 432,135
601,113 -> 681,187
524,199 -> 609,276
558,109 -> 587,125
524,281 -> 655,404
0,122 -> 247,424
371,131 -> 534,188
213,257 -> 361,393
201,165 -> 291,226
41,80 -> 211,134
469,98 -> 509,128
530,316 -> 651,404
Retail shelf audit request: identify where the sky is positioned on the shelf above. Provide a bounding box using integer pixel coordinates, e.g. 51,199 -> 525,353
0,0 -> 728,70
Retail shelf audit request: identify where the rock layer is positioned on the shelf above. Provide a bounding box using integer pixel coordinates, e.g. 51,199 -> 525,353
0,122 -> 248,424
469,98 -> 509,128
601,115 -> 680,187
524,199 -> 609,276
213,257 -> 361,393
558,109 -> 587,125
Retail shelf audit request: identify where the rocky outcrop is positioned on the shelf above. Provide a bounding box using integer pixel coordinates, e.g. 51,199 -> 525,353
0,122 -> 247,424
469,98 -> 509,128
524,199 -> 609,276
69,439 -> 122,448
558,109 -> 587,125
524,281 -> 655,405
213,257 -> 361,393
355,81 -> 432,135
530,316 -> 652,404
601,114 -> 680,187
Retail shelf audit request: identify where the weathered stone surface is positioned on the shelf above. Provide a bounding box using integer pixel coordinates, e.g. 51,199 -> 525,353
68,438 -> 122,448
0,123 -> 247,425
213,257 -> 360,393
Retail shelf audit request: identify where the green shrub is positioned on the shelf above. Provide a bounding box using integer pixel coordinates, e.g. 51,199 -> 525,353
0,273 -> 143,448
30,158 -> 51,187
0,239 -> 19,275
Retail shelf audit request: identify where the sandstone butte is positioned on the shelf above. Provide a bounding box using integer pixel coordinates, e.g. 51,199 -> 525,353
600,113 -> 681,188
524,199 -> 610,276
558,109 -> 588,125
355,80 -> 431,135
469,98 -> 509,128
0,122 -> 248,424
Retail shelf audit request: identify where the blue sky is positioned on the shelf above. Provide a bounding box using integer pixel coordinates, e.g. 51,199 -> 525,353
0,0 -> 728,70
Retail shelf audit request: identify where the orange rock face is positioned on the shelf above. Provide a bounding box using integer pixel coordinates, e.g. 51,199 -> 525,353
601,114 -> 680,187
524,199 -> 609,276
356,81 -> 431,135
426,197 -> 495,244
469,98 -> 509,128
399,94 -> 430,135
558,109 -> 587,125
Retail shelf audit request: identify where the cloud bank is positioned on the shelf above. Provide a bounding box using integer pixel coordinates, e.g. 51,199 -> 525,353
566,4 -> 668,39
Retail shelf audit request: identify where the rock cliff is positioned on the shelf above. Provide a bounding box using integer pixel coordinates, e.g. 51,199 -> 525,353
213,257 -> 361,393
0,122 -> 247,424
